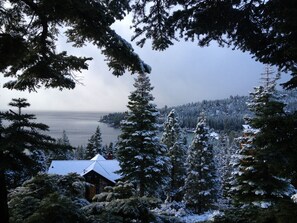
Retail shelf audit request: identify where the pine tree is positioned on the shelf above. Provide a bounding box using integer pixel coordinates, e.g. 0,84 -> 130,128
0,98 -> 55,223
8,173 -> 88,223
1,98 -> 55,178
86,181 -> 158,222
183,115 -> 216,214
85,126 -> 103,159
116,72 -> 169,197
211,133 -> 239,208
230,124 -> 271,206
102,142 -> 115,159
231,67 -> 290,207
74,145 -> 85,160
50,130 -> 74,160
161,109 -> 186,202
57,130 -> 71,146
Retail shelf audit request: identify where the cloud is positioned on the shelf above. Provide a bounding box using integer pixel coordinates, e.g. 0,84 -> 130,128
0,15 -> 289,112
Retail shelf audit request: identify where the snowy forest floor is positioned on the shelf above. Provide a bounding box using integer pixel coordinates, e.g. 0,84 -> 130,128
153,203 -> 222,223
178,211 -> 221,223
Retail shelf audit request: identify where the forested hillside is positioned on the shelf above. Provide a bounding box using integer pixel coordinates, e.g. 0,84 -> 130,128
101,90 -> 297,132
161,95 -> 250,131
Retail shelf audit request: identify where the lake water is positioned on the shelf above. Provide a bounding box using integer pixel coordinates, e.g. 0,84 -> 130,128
33,111 -> 122,147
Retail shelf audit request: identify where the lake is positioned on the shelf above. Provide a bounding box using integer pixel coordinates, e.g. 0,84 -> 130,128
33,111 -> 122,147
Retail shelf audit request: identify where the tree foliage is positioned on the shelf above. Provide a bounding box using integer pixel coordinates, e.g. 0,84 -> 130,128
0,98 -> 55,178
116,72 -> 169,197
183,115 -> 216,214
213,200 -> 297,223
0,0 -> 150,91
231,68 -> 293,206
49,130 -> 75,161
0,98 -> 55,223
161,109 -> 186,202
85,126 -> 103,160
84,181 -> 159,223
131,0 -> 297,88
8,173 -> 89,223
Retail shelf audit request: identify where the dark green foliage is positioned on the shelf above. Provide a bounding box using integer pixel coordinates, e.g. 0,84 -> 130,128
100,92 -> 297,131
161,109 -> 186,202
212,134 -> 240,207
1,0 -> 150,91
249,85 -> 297,183
100,113 -> 126,128
85,126 -> 103,159
8,173 -> 89,223
116,72 -> 169,197
183,115 -> 217,214
84,181 -> 159,223
0,98 -> 56,223
49,130 -> 75,161
102,142 -> 116,159
1,98 -> 55,183
74,145 -> 86,160
213,200 -> 297,223
131,0 -> 297,88
231,68 -> 292,206
279,112 -> 297,185
101,96 -> 250,131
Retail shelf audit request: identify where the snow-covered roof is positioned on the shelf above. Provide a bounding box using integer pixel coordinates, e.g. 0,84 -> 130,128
48,155 -> 120,183
91,154 -> 106,161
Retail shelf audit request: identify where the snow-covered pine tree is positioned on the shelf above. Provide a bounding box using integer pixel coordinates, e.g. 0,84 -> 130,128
0,98 -> 55,223
231,66 -> 290,207
86,181 -> 158,222
8,173 -> 88,223
183,114 -> 216,214
211,133 -> 239,208
1,98 -> 55,184
50,130 -> 74,160
161,109 -> 187,202
230,123 -> 268,206
85,126 -> 103,159
220,138 -> 240,206
116,72 -> 169,197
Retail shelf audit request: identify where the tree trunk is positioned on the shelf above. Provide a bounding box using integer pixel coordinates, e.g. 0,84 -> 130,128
0,169 -> 9,223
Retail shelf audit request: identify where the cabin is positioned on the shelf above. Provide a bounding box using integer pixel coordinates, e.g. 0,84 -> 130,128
48,154 -> 121,200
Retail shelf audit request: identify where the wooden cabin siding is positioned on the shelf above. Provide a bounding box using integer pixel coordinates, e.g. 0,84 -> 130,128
84,170 -> 115,199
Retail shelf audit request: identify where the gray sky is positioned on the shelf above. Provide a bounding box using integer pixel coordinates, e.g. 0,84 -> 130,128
0,16 -> 290,112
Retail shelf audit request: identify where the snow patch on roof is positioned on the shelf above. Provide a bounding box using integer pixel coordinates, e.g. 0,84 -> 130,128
91,154 -> 106,161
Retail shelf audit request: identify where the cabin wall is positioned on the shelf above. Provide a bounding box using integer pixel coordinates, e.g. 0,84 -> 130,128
84,170 -> 115,200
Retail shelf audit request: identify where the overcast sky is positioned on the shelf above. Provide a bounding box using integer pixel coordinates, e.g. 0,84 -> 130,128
0,16 -> 289,112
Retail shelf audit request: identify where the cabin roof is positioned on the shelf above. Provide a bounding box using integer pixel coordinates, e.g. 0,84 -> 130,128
91,154 -> 106,161
48,155 -> 121,183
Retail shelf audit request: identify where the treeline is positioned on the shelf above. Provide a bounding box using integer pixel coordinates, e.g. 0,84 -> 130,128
99,112 -> 126,128
100,96 -> 251,131
161,95 -> 250,131
100,91 -> 297,132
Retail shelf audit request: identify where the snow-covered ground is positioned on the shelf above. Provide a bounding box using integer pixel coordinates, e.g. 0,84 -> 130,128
179,211 -> 221,223
153,202 -> 222,222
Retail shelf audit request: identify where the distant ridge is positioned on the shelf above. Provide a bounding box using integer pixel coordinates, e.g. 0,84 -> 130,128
100,90 -> 297,132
